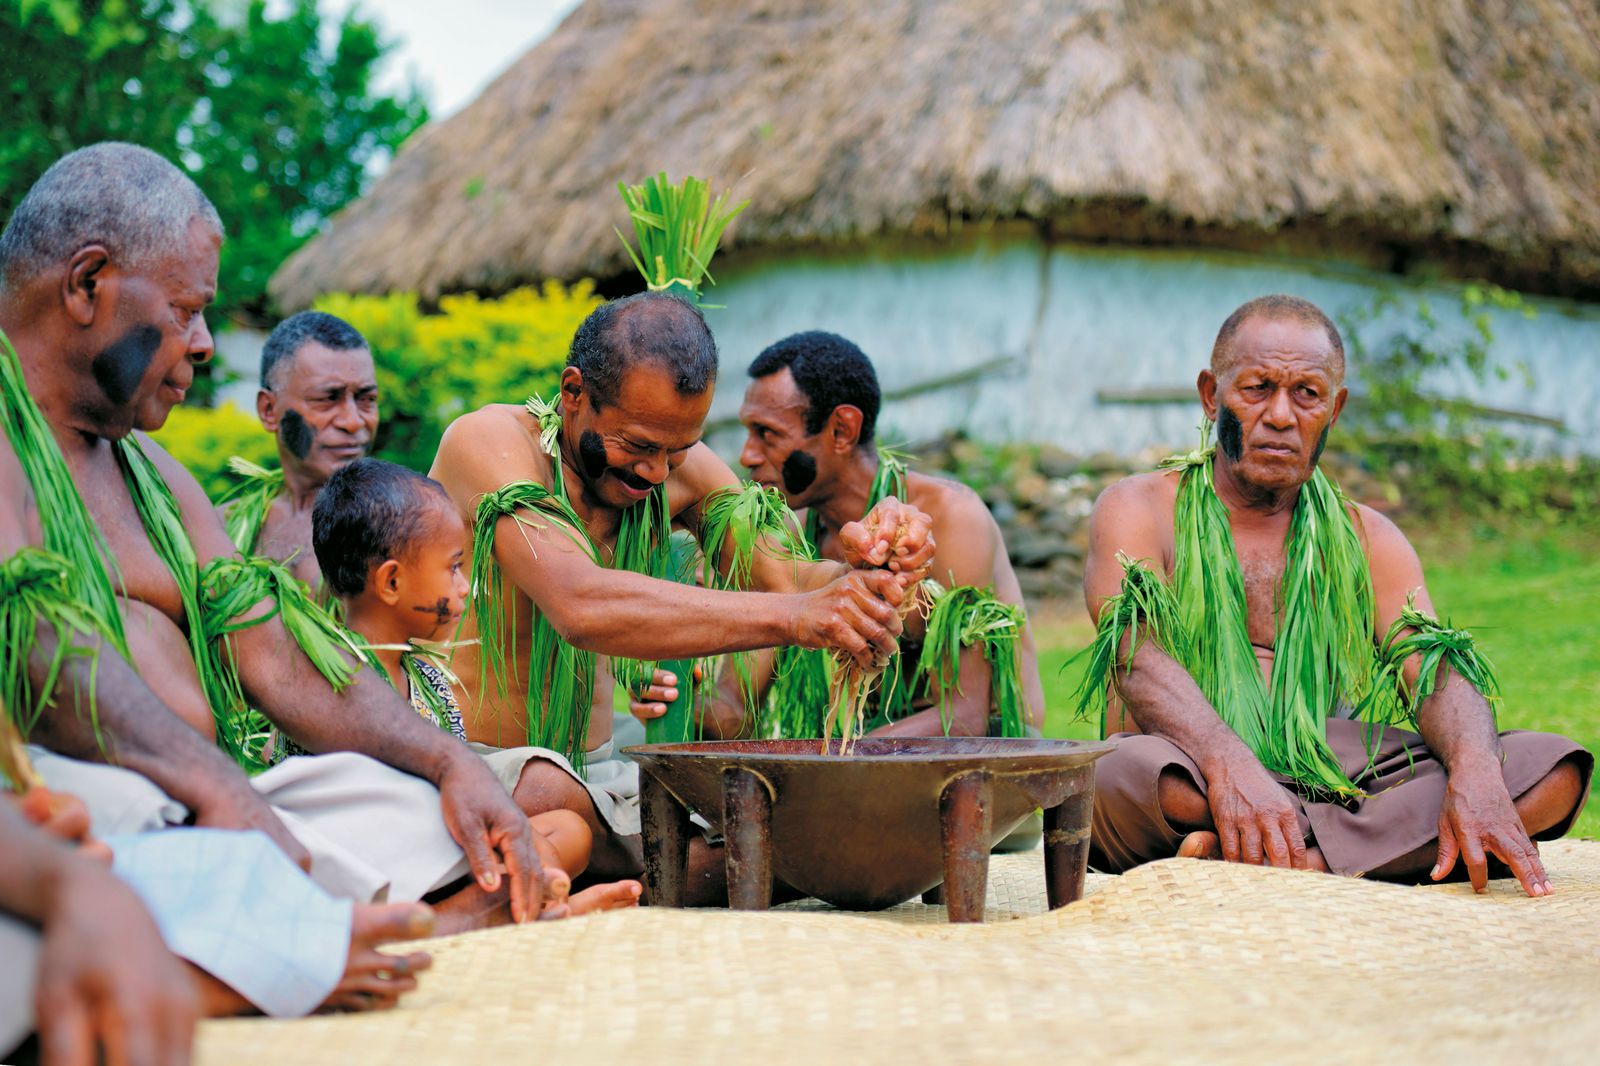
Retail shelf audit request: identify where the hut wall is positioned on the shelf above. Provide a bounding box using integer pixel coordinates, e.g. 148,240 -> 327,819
696,236 -> 1600,459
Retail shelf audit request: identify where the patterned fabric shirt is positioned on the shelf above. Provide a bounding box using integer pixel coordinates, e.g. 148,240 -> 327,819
408,656 -> 466,741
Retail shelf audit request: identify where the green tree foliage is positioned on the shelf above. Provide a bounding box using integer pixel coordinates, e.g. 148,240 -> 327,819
1,0 -> 426,322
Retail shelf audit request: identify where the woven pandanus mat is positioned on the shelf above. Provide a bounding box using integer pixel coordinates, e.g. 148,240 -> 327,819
196,839 -> 1600,1065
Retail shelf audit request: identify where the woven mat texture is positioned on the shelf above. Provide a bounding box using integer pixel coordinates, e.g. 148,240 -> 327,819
197,839 -> 1600,1064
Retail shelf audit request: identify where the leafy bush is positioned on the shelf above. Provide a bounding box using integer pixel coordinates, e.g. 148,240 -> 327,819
150,402 -> 276,501
313,281 -> 604,472
1335,284 -> 1600,518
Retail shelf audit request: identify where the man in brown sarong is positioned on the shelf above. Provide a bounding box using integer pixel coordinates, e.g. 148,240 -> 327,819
1084,295 -> 1590,894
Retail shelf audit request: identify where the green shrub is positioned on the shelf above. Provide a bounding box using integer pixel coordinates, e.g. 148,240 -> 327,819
1336,284 -> 1600,519
150,401 -> 276,501
314,281 -> 603,472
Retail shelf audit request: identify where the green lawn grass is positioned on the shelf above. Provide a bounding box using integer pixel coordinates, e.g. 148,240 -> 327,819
1037,517 -> 1598,839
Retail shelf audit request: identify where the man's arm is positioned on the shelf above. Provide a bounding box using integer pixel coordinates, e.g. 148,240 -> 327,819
434,420 -> 905,669
0,441 -> 309,867
142,436 -> 544,922
871,487 -> 1006,737
1082,475 -> 1308,869
1362,507 -> 1549,896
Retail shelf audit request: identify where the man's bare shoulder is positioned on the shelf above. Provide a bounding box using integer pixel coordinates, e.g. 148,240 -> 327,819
1351,501 -> 1422,572
136,432 -> 222,519
906,468 -> 986,523
1091,470 -> 1179,528
431,404 -> 549,493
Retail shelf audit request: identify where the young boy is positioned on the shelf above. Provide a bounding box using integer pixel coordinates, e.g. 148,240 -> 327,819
313,458 -> 639,917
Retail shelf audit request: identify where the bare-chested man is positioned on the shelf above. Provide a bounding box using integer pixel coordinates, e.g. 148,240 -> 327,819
0,142 -> 549,923
657,330 -> 1044,738
431,294 -> 934,897
1083,294 -> 1590,894
222,310 -> 379,589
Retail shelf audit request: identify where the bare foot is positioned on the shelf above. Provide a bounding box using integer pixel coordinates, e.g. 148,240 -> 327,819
1177,831 -> 1222,860
185,903 -> 435,1016
319,902 -> 436,1012
567,880 -> 643,915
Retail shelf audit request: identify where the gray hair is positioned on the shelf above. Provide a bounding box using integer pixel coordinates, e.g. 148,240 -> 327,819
0,142 -> 223,291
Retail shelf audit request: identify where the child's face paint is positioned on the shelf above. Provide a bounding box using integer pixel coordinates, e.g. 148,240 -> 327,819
390,502 -> 470,641
781,448 -> 818,494
90,325 -> 163,407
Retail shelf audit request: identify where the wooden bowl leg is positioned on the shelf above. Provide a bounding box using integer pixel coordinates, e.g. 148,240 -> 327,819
1043,765 -> 1095,909
640,770 -> 690,907
939,771 -> 993,923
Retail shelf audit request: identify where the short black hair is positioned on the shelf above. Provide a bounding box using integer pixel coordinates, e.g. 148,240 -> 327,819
261,311 -> 369,390
1211,295 -> 1346,384
567,292 -> 717,409
747,331 -> 880,444
312,458 -> 451,597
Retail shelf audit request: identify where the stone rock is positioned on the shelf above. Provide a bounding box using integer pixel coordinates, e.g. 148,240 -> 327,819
1037,444 -> 1080,480
988,498 -> 1018,526
1083,450 -> 1126,475
1009,471 -> 1050,510
1005,528 -> 1074,568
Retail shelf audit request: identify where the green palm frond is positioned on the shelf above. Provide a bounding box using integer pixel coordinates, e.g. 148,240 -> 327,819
917,582 -> 1029,737
0,330 -> 127,656
615,172 -> 748,303
217,456 -> 285,554
0,548 -> 116,747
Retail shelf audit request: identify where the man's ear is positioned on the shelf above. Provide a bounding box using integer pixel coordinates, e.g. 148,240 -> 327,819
559,367 -> 585,417
1197,370 -> 1219,421
62,245 -> 112,328
828,405 -> 864,454
373,559 -> 402,606
1329,385 -> 1349,427
256,388 -> 280,432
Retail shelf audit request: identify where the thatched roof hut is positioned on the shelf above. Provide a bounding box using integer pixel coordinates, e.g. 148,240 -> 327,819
270,0 -> 1600,310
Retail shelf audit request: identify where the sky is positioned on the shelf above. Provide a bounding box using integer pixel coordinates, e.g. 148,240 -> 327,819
279,0 -> 583,117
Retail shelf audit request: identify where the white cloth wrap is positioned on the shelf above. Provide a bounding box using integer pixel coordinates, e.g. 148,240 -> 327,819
108,828 -> 353,1018
471,738 -> 641,837
29,746 -> 471,903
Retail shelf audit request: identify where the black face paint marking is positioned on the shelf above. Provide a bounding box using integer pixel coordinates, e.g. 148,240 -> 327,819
1216,404 -> 1244,462
781,448 -> 818,494
578,429 -> 609,480
410,597 -> 452,627
280,408 -> 314,460
1310,423 -> 1330,467
90,325 -> 162,406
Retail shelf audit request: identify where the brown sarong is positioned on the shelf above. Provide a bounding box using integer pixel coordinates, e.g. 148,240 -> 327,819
1090,719 -> 1592,878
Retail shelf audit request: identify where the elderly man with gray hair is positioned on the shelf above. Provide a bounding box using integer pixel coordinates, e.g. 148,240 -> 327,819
0,143 -> 558,935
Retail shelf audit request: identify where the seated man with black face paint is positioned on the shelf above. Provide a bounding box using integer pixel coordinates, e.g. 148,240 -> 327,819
429,293 -> 936,902
1,142 -> 553,928
635,331 -> 1044,742
1079,294 -> 1590,894
218,310 -> 379,591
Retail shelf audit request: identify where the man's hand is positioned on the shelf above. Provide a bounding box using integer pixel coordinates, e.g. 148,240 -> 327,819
190,785 -> 311,873
839,496 -> 936,576
37,857 -> 199,1066
436,756 -> 545,923
795,570 -> 907,670
1204,757 -> 1309,870
1432,758 -> 1551,897
627,665 -> 699,722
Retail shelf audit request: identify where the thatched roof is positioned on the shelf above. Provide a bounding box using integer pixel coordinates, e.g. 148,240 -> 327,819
270,0 -> 1600,310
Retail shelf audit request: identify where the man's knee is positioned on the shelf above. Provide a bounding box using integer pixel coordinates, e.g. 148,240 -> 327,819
1522,754 -> 1589,836
1156,768 -> 1210,829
